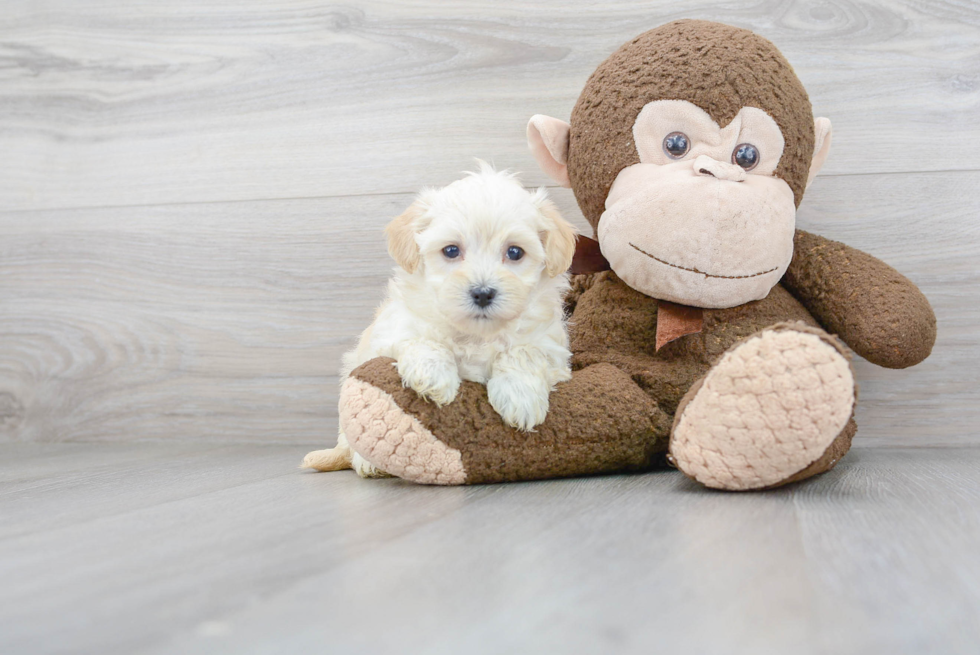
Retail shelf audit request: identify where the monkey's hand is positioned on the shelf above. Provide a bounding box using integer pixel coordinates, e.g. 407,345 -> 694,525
782,229 -> 936,369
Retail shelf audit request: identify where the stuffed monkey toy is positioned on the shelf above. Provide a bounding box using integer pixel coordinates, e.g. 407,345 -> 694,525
328,20 -> 936,490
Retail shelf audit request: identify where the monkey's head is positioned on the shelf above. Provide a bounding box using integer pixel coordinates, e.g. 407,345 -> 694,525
528,20 -> 832,308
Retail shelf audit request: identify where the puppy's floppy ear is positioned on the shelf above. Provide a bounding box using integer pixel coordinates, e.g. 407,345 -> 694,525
385,196 -> 431,273
534,192 -> 577,277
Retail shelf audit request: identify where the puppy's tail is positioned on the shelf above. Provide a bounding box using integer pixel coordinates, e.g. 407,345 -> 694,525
300,446 -> 353,472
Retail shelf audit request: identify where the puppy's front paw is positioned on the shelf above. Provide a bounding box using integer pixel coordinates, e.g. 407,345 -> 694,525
396,354 -> 461,406
488,374 -> 550,431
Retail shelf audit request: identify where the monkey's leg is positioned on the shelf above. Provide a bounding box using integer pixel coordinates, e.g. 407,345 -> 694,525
338,357 -> 671,485
669,322 -> 857,491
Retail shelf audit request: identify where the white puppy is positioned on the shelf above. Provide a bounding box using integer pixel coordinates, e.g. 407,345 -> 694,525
303,163 -> 577,477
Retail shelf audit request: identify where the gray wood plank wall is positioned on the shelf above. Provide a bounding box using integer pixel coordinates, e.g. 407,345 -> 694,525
1,1 -> 978,446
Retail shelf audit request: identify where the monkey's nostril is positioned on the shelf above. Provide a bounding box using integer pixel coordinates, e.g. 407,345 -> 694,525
471,287 -> 497,308
698,168 -> 715,177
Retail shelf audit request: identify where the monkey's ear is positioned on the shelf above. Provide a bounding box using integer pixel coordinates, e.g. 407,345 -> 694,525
384,197 -> 430,273
527,115 -> 572,188
806,117 -> 833,190
535,193 -> 577,277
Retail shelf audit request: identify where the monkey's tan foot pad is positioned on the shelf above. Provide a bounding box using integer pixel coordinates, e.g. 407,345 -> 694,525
669,324 -> 856,491
339,375 -> 467,486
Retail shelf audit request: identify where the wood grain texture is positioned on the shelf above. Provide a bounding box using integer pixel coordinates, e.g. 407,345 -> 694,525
0,1 -> 976,446
0,194 -> 402,443
0,444 -> 977,654
1,0 -> 979,211
1,170 -> 977,445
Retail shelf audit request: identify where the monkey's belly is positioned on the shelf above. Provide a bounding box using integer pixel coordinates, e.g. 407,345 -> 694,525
570,274 -> 819,415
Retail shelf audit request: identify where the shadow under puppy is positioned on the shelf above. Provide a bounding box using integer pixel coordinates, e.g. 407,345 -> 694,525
303,163 -> 577,477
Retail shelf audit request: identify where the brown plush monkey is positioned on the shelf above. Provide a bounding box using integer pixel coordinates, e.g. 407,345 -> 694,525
330,20 -> 936,490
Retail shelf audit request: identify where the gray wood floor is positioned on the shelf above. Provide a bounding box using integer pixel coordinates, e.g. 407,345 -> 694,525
1,443 -> 978,654
2,3 -> 979,653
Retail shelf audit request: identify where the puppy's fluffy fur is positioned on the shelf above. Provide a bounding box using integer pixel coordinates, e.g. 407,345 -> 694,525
303,163 -> 577,476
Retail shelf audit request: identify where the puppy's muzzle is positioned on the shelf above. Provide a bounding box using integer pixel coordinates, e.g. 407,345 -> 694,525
470,286 -> 497,308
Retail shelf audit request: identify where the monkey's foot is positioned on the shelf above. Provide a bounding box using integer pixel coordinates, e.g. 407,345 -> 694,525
669,323 -> 856,491
339,371 -> 467,485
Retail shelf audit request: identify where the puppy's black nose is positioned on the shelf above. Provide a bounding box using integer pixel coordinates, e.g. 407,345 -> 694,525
471,287 -> 497,308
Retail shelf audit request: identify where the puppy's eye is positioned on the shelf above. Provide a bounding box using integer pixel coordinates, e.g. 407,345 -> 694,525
506,246 -> 524,261
732,143 -> 760,171
442,245 -> 460,259
663,132 -> 690,159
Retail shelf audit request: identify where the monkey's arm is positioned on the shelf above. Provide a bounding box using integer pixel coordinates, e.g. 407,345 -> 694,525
782,229 -> 936,369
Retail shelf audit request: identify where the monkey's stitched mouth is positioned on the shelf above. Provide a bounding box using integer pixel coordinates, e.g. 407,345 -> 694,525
629,243 -> 779,280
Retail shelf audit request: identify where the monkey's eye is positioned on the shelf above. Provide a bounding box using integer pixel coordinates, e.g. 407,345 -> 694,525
506,246 -> 524,261
442,245 -> 460,259
663,132 -> 690,159
732,143 -> 760,171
